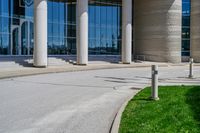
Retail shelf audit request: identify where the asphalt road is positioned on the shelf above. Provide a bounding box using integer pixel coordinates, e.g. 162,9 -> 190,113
0,66 -> 200,133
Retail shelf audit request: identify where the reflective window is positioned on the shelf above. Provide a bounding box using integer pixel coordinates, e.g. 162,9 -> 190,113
88,0 -> 122,55
48,1 -> 76,55
0,0 -> 11,55
182,0 -> 190,56
0,0 -> 122,56
0,34 -> 10,55
0,0 -> 77,55
0,0 -> 34,55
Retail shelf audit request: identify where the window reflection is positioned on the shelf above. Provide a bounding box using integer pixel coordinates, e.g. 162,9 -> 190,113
0,0 -> 34,55
0,0 -> 77,55
0,0 -> 192,57
0,0 -> 122,56
88,0 -> 122,55
48,1 -> 76,55
182,0 -> 190,56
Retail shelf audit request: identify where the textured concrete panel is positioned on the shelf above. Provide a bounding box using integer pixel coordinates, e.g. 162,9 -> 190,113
191,0 -> 200,62
134,0 -> 182,63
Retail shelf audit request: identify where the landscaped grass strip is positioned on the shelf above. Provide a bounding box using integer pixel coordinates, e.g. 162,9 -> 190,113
119,86 -> 200,133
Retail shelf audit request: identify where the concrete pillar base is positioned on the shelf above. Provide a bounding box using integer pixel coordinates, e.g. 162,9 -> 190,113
33,65 -> 47,68
76,64 -> 87,66
122,62 -> 131,65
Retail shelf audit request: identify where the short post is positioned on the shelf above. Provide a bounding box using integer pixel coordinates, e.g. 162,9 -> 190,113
151,65 -> 159,100
189,58 -> 194,78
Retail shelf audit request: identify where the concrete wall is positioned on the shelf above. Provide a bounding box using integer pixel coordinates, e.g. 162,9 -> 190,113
134,0 -> 182,63
191,0 -> 200,63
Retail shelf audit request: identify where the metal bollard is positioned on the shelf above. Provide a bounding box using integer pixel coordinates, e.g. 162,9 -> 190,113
189,58 -> 194,78
151,65 -> 159,100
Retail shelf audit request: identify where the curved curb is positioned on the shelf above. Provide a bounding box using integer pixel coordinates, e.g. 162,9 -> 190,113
110,78 -> 200,133
110,88 -> 143,133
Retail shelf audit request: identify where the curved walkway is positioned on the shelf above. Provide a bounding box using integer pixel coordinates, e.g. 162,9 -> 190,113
0,66 -> 200,133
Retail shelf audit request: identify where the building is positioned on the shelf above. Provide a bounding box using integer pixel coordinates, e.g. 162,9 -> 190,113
0,0 -> 198,67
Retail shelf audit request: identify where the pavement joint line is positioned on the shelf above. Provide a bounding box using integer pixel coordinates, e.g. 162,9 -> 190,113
3,79 -> 114,89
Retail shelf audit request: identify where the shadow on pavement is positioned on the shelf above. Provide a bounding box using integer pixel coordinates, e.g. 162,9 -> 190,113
95,76 -> 139,81
0,56 -> 33,67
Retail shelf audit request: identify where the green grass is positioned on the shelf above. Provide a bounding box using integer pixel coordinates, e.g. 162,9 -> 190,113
119,86 -> 200,133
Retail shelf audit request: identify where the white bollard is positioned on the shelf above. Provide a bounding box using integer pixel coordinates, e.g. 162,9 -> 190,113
151,65 -> 159,100
189,58 -> 194,78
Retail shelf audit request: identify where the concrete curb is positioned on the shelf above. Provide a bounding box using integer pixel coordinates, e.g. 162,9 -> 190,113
110,88 -> 143,133
0,64 -> 169,79
110,78 -> 200,133
1,61 -> 199,79
1,62 -> 199,79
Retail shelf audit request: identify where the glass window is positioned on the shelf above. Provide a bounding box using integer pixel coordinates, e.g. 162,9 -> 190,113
88,0 -> 122,55
0,0 -> 123,56
0,0 -> 9,16
47,1 -> 76,55
1,17 -> 9,33
0,34 -> 10,55
182,0 -> 190,56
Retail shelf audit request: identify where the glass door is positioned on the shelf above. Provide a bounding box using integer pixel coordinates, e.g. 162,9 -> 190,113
21,21 -> 29,55
29,22 -> 34,55
11,19 -> 34,56
21,20 -> 34,55
11,27 -> 20,55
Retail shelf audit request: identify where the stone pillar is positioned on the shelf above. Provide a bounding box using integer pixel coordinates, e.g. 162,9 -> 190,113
191,0 -> 200,62
134,0 -> 182,63
76,0 -> 88,65
33,0 -> 48,67
122,0 -> 132,64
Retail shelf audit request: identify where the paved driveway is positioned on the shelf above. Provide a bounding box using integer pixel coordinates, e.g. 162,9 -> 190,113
0,66 -> 200,133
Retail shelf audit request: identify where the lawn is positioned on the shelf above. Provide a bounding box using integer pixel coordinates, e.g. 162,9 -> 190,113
119,86 -> 200,133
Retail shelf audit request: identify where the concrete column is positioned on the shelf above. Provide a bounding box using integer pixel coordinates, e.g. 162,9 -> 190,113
76,0 -> 88,65
33,0 -> 47,67
122,0 -> 132,64
191,0 -> 200,62
134,0 -> 182,63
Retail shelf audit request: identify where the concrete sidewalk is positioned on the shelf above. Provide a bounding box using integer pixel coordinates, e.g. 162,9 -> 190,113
0,66 -> 200,133
1,59 -> 199,79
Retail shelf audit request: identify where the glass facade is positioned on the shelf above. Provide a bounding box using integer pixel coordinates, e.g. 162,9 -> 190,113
0,0 -> 192,57
0,0 -> 122,56
88,0 -> 122,55
48,0 -> 76,55
0,0 -> 77,55
0,0 -> 34,55
182,0 -> 190,56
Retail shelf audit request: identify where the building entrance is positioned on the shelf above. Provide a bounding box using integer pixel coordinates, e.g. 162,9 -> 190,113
11,19 -> 34,55
11,26 -> 19,55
